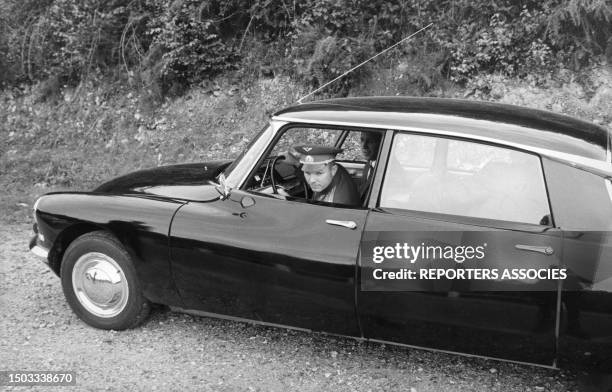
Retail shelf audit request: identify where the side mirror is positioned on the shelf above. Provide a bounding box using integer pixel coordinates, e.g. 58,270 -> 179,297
215,173 -> 232,200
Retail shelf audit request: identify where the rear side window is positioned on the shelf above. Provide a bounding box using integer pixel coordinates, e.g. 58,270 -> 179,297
543,158 -> 612,230
380,133 -> 551,225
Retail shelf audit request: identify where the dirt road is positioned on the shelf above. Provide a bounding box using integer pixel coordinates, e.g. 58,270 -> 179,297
0,224 -> 583,391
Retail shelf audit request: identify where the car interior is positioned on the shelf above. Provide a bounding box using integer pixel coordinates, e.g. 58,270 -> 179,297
380,133 -> 552,226
243,127 -> 379,206
241,126 -> 550,225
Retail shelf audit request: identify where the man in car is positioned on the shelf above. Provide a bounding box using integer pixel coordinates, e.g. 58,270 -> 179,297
358,131 -> 382,199
293,145 -> 360,205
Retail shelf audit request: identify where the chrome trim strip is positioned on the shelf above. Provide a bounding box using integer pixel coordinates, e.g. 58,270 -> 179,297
608,134 -> 611,163
606,178 -> 612,202
33,196 -> 42,212
272,116 -> 612,178
31,245 -> 49,258
171,306 -> 556,369
365,338 -> 557,370
170,307 -> 312,333
33,196 -> 43,223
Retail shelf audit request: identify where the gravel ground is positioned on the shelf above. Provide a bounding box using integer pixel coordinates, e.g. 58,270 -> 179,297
0,224 -> 590,391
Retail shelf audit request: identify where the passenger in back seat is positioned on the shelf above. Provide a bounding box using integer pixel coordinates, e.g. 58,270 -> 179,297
358,131 -> 382,200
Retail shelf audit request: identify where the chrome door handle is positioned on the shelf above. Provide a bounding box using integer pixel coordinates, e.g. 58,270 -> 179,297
515,244 -> 554,256
325,219 -> 357,230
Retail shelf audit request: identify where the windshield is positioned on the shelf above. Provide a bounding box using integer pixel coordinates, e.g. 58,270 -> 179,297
223,123 -> 277,189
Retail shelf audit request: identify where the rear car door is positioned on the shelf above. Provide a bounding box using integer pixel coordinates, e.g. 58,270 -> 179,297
358,131 -> 562,365
543,158 -> 612,371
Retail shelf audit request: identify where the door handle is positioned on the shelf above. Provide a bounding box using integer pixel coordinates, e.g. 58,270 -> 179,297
325,219 -> 357,230
515,244 -> 554,256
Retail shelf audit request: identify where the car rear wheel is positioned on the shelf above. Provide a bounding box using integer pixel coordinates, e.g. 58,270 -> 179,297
60,231 -> 150,329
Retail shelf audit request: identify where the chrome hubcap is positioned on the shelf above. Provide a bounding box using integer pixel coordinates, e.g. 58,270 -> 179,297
72,252 -> 129,318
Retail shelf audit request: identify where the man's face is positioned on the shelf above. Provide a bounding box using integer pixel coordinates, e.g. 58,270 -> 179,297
302,163 -> 337,193
360,132 -> 381,161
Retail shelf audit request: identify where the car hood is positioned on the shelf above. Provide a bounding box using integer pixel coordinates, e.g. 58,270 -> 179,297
94,160 -> 232,201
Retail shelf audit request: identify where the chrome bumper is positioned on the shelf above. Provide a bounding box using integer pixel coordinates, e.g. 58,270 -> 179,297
31,245 -> 49,258
29,235 -> 50,259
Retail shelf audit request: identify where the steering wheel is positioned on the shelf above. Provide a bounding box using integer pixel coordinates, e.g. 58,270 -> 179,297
269,155 -> 284,194
266,155 -> 309,198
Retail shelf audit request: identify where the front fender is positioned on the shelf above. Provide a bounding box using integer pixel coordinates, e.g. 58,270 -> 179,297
33,193 -> 184,306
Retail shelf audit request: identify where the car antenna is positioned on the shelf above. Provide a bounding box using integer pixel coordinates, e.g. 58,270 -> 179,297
296,23 -> 433,104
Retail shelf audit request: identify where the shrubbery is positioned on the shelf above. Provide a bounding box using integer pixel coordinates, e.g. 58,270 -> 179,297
148,0 -> 237,95
1,0 -> 610,95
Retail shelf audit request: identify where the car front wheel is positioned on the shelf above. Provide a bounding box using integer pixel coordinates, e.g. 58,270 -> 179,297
60,231 -> 150,330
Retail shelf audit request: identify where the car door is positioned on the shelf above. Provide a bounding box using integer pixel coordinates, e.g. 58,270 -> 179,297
543,158 -> 612,371
358,131 -> 562,366
169,121 -> 369,336
170,192 -> 366,335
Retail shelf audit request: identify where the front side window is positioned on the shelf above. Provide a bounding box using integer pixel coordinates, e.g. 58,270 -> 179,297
380,133 -> 551,225
242,126 -> 382,207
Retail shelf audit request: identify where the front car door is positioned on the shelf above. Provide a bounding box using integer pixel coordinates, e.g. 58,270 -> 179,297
169,123 -> 368,335
358,130 -> 562,366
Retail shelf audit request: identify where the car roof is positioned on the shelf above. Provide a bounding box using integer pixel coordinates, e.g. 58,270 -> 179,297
274,97 -> 611,162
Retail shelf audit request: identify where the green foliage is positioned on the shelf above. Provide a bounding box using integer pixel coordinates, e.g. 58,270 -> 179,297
148,0 -> 237,94
444,4 -> 553,82
0,0 -> 148,88
0,3 -> 12,88
291,25 -> 374,95
0,0 -> 241,93
0,0 -> 610,94
545,0 -> 612,67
